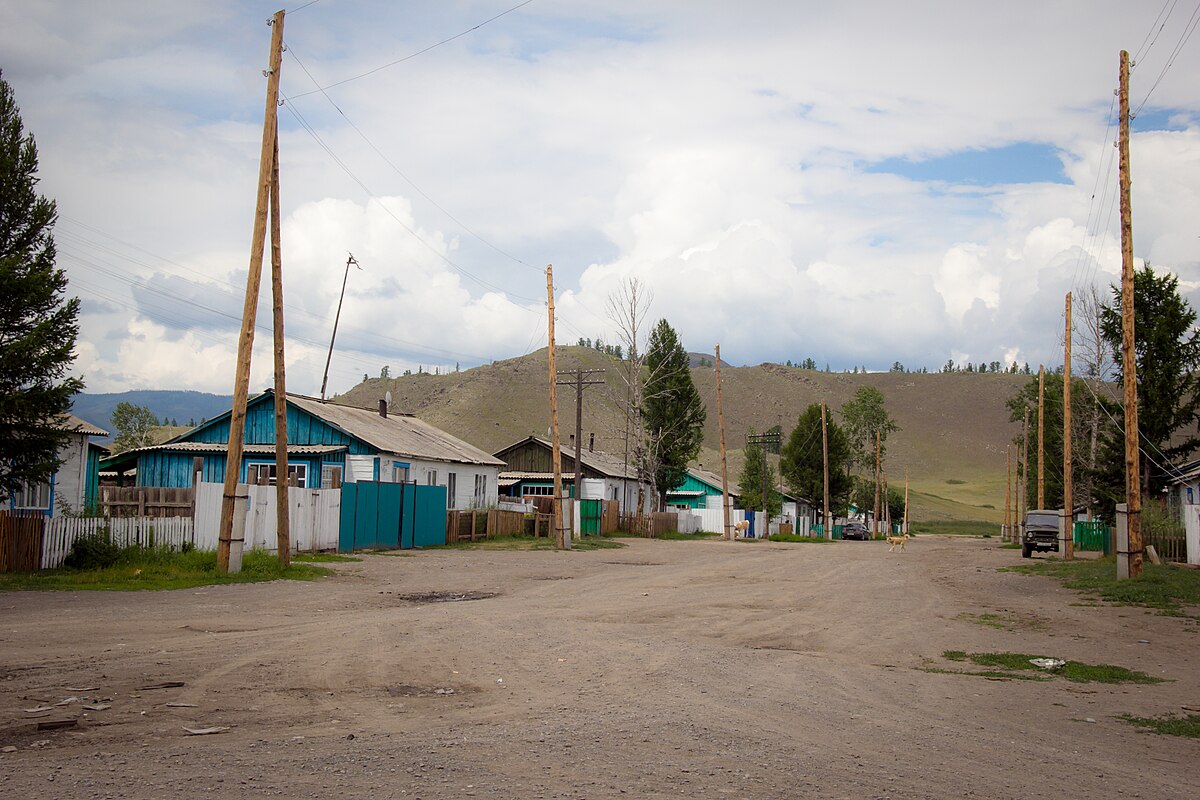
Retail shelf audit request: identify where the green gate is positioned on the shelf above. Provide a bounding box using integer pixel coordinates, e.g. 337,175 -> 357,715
1073,520 -> 1112,555
580,499 -> 603,536
339,482 -> 447,551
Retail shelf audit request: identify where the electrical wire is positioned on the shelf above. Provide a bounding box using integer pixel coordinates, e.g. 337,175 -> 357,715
1132,0 -> 1200,118
1132,0 -> 1180,66
286,0 -> 536,100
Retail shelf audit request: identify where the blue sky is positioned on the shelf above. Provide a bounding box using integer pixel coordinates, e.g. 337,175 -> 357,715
1,0 -> 1198,394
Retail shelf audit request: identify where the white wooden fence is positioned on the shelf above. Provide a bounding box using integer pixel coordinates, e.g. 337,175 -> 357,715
42,515 -> 194,569
193,482 -> 340,553
41,482 -> 340,568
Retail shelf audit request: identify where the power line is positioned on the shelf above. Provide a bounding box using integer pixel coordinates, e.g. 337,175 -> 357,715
286,0 -> 536,100
1131,0 -> 1180,65
284,43 -> 542,273
1132,0 -> 1200,118
281,98 -> 545,304
55,218 -> 496,363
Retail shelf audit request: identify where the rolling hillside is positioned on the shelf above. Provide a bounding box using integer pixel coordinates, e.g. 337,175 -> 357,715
338,348 -> 1038,523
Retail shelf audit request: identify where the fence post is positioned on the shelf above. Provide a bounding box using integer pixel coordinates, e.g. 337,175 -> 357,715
1115,503 -> 1129,580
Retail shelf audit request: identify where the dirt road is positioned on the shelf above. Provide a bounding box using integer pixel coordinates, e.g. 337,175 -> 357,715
1,536 -> 1195,799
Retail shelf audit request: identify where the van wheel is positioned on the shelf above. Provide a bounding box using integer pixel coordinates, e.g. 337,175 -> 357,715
1021,543 -> 1032,558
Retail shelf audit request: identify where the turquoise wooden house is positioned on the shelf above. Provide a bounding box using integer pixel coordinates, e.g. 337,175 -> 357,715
99,390 -> 503,509
665,467 -> 740,510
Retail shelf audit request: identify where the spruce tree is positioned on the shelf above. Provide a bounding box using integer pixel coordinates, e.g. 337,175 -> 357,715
0,72 -> 83,502
642,319 -> 706,505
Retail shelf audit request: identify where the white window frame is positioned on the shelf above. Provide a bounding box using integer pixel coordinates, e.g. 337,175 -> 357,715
321,464 -> 343,488
427,469 -> 438,486
12,480 -> 51,510
246,462 -> 307,487
446,472 -> 456,509
473,473 -> 488,507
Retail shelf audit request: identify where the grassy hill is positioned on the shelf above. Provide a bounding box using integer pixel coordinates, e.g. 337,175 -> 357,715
338,348 -> 1037,524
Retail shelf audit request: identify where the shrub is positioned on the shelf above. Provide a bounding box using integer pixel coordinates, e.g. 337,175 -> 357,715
62,530 -> 121,570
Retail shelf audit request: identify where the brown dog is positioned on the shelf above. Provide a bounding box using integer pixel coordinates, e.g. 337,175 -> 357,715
734,519 -> 750,537
887,533 -> 910,552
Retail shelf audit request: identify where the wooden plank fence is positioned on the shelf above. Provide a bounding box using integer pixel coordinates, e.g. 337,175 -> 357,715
0,510 -> 46,573
446,509 -> 532,543
100,486 -> 194,518
619,512 -> 678,538
41,516 -> 194,569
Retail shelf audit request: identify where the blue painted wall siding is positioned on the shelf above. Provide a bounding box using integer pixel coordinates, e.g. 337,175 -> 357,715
186,396 -> 372,454
136,450 -> 341,489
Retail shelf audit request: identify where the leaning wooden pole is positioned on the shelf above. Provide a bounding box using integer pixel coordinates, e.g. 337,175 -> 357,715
269,118 -> 291,567
546,265 -> 566,549
1004,445 -> 1012,541
1118,49 -> 1143,578
1037,365 -> 1045,510
873,430 -> 882,536
218,9 -> 284,573
715,344 -> 731,540
821,402 -> 831,539
1063,292 -> 1074,560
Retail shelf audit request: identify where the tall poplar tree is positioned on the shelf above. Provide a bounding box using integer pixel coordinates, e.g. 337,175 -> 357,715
0,72 -> 83,502
642,319 -> 705,507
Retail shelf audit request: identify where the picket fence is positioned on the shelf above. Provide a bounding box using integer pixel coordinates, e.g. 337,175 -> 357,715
193,482 -> 340,553
42,515 -> 194,569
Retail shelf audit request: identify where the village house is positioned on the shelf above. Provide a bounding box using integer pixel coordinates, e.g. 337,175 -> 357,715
493,435 -> 649,512
99,390 -> 503,509
6,413 -> 108,517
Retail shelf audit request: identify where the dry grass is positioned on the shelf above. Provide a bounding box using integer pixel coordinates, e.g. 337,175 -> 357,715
340,352 -> 1040,523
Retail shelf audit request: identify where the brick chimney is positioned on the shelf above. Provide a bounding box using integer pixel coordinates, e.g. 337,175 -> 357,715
378,399 -> 387,419
589,432 -> 595,452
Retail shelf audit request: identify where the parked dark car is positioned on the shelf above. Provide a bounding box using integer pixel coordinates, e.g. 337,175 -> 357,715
1022,510 -> 1061,557
842,522 -> 870,540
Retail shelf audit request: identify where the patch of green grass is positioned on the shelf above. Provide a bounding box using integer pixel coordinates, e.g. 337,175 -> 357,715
0,549 -> 333,592
940,650 -> 1164,684
655,531 -> 720,540
959,612 -> 1008,629
293,552 -> 361,563
1005,556 -> 1200,614
922,666 -> 1049,681
1120,713 -> 1200,738
945,479 -> 967,485
999,542 -> 1022,550
909,520 -> 999,537
763,534 -> 835,544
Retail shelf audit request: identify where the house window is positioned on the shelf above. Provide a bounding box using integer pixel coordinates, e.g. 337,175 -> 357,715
392,462 -> 409,483
246,463 -> 307,487
446,473 -> 456,509
521,485 -> 554,497
12,480 -> 51,510
473,474 -> 488,507
427,469 -> 438,486
321,465 -> 343,488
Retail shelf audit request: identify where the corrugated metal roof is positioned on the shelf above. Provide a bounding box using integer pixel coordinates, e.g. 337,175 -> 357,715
58,413 -> 107,437
498,471 -> 578,481
666,489 -> 706,497
287,393 -> 505,467
495,436 -> 639,479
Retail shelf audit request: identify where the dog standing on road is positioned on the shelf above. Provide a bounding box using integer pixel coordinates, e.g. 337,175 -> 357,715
887,533 -> 910,552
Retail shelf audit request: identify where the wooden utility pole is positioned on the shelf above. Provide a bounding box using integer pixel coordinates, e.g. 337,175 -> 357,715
903,466 -> 909,535
1004,445 -> 1012,541
1020,406 -> 1030,532
219,9 -> 284,573
1118,49 -> 1143,578
874,430 -> 882,536
269,120 -> 290,567
1037,365 -> 1045,509
546,266 -> 566,549
557,366 -> 605,540
715,344 -> 731,540
821,402 -> 831,538
1063,292 -> 1074,559
320,253 -> 358,401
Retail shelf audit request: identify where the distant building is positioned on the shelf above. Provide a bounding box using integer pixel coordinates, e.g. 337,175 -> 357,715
99,390 -> 503,509
494,435 -> 649,512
